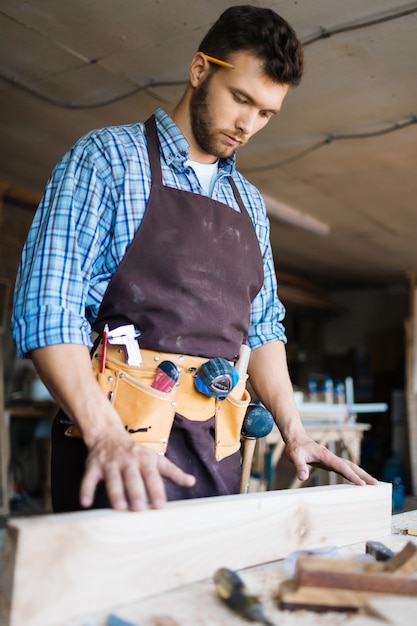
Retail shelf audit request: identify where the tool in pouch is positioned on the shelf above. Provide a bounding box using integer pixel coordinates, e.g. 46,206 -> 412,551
102,326 -> 236,398
194,357 -> 239,400
106,324 -> 142,366
65,330 -> 250,460
214,567 -> 278,625
103,324 -> 181,395
103,326 -> 236,399
62,323 -> 144,436
151,360 -> 179,393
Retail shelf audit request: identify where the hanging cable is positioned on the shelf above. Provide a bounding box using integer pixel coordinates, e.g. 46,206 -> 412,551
302,3 -> 417,46
242,116 -> 417,174
1,3 -> 417,109
0,73 -> 187,110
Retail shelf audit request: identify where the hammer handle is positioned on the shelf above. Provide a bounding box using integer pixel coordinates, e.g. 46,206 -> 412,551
236,344 -> 251,378
240,437 -> 257,494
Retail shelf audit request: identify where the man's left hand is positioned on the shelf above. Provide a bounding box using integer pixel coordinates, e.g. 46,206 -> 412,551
284,433 -> 378,485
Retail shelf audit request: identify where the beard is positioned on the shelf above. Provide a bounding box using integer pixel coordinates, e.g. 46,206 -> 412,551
189,76 -> 244,159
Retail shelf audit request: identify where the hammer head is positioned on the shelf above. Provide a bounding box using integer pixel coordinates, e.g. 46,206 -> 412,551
241,403 -> 274,439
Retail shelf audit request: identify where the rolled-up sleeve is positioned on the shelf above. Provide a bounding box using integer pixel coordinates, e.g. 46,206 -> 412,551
232,178 -> 287,349
11,140 -> 110,357
247,236 -> 287,350
248,244 -> 287,350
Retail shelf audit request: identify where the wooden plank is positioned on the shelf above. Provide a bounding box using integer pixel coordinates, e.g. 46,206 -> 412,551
279,548 -> 417,611
367,597 -> 417,625
0,483 -> 392,626
343,617 -> 385,626
279,582 -> 406,611
346,598 -> 417,626
295,567 -> 417,597
385,541 -> 417,575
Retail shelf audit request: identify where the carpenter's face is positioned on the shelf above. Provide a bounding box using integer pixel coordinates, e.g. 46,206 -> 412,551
190,50 -> 289,161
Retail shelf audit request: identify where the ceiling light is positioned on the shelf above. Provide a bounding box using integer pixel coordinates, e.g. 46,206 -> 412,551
263,194 -> 331,236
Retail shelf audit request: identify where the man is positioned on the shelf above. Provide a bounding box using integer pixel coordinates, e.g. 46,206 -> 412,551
12,5 -> 377,513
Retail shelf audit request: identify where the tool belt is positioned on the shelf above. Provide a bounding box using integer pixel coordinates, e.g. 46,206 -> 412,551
64,343 -> 251,461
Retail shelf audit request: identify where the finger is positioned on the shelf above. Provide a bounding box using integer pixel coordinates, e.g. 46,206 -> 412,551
139,459 -> 168,510
158,455 -> 197,487
313,452 -> 376,486
136,452 -> 196,510
294,460 -> 309,482
103,462 -> 129,510
319,459 -> 366,485
357,469 -> 379,485
337,462 -> 367,485
286,446 -> 310,481
80,462 -> 102,508
122,463 -> 149,512
340,460 -> 378,486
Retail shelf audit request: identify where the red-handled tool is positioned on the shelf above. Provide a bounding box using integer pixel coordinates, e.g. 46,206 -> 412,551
100,323 -> 109,373
151,360 -> 179,393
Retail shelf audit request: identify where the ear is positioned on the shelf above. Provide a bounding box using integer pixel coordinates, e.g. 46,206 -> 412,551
189,51 -> 210,87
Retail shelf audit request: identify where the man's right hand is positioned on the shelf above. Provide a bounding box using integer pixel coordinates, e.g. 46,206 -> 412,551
31,343 -> 196,511
80,428 -> 195,511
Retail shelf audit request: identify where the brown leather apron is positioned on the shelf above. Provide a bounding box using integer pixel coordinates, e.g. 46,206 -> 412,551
51,115 -> 263,510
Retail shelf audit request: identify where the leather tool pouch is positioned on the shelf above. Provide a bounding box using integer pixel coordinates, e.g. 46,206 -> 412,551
65,345 -> 250,459
215,380 -> 251,461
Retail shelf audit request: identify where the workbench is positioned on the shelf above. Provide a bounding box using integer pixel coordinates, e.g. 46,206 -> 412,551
51,508 -> 417,626
1,482 -> 412,626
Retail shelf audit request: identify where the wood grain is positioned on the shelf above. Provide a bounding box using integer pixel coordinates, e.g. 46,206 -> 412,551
0,482 -> 392,626
346,597 -> 417,626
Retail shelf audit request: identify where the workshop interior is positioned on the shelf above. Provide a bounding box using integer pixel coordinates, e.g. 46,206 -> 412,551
1,0 -> 416,510
0,2 -> 417,624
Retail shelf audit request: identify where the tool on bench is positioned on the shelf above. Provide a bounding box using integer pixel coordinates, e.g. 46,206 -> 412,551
107,614 -> 137,626
366,540 -> 395,561
107,614 -> 181,626
240,402 -> 274,494
394,526 -> 417,536
214,567 -> 278,626
278,541 -> 417,612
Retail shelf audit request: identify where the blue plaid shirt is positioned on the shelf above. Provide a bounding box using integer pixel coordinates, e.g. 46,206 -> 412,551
11,109 -> 286,357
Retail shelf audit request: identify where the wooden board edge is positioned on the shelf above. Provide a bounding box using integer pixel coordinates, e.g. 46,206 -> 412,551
0,482 -> 392,626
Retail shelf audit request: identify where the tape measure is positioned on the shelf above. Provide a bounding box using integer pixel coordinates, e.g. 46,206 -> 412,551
195,357 -> 239,400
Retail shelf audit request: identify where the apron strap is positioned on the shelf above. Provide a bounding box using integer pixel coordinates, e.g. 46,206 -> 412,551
145,115 -> 250,218
227,176 -> 251,217
144,115 -> 163,185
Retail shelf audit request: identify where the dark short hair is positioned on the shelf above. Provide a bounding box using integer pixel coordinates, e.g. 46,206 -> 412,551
198,5 -> 304,86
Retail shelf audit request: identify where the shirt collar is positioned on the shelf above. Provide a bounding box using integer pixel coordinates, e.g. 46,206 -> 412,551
154,108 -> 236,175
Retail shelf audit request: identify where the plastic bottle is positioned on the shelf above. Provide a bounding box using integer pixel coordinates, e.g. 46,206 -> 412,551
324,376 -> 334,404
392,476 -> 405,512
334,380 -> 346,404
308,375 -> 318,402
